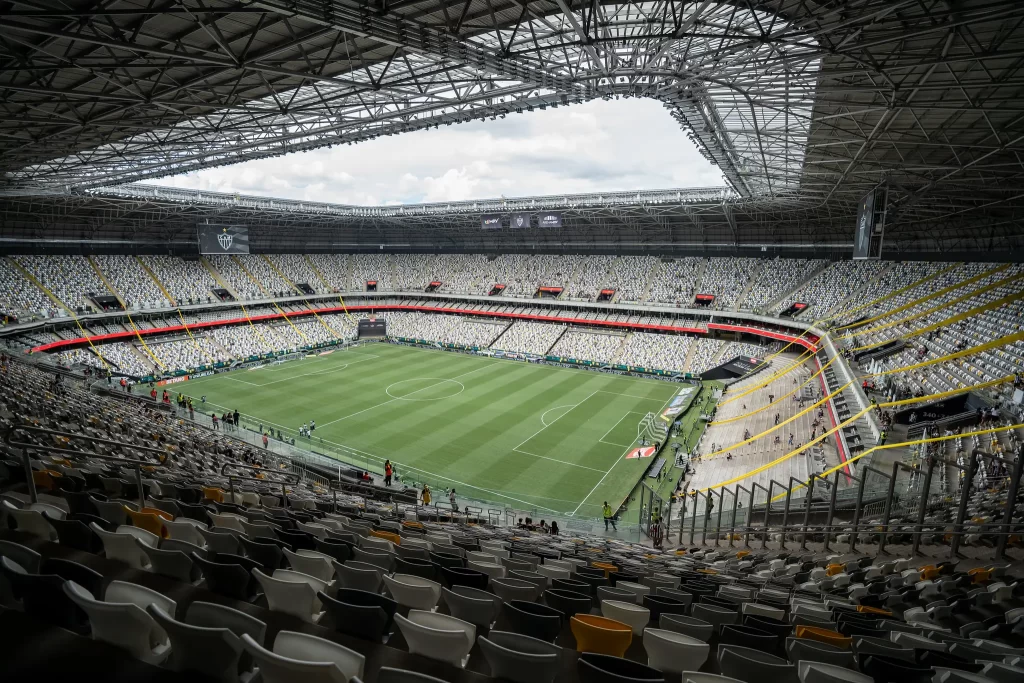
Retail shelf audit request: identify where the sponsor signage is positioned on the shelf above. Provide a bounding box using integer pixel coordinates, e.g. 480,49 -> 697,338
537,212 -> 562,228
429,281 -> 442,287
661,386 -> 697,419
853,192 -> 874,259
198,225 -> 249,254
695,294 -> 716,302
794,302 -> 808,310
600,289 -> 615,296
191,370 -> 214,379
481,214 -> 502,229
510,213 -> 531,229
625,446 -> 657,460
157,375 -> 189,386
538,287 -> 563,293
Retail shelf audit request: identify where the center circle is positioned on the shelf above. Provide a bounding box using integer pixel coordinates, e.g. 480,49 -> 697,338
386,377 -> 465,401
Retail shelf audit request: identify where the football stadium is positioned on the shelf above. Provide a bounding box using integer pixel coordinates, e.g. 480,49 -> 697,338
1,2 -> 1024,682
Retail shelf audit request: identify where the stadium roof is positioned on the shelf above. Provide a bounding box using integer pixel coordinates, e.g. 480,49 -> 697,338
1,0 -> 1023,251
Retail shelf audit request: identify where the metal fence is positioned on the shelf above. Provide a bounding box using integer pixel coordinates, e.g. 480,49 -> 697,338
673,447 -> 1022,561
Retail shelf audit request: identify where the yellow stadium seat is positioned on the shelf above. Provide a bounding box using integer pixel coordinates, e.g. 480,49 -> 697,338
736,550 -> 750,559
592,562 -> 618,577
856,606 -> 892,616
125,507 -> 170,538
32,469 -> 61,491
202,487 -> 224,503
570,614 -> 633,656
795,626 -> 852,650
969,568 -> 992,584
826,563 -> 844,576
370,529 -> 401,545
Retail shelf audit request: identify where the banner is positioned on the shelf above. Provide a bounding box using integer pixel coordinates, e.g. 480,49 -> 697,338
537,212 -> 563,228
510,213 -> 531,229
853,192 -> 873,259
199,225 -> 249,254
481,215 -> 501,229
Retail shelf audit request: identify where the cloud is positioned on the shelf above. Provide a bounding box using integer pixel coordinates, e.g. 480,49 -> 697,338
149,98 -> 725,204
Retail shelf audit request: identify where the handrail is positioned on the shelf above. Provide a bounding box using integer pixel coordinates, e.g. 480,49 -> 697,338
4,424 -> 167,509
218,462 -> 300,508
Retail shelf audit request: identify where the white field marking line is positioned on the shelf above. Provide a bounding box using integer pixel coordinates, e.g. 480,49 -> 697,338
182,350 -> 380,387
179,399 -> 564,514
598,410 -> 646,446
540,404 -> 576,427
510,448 -> 606,472
512,389 -> 601,451
187,397 -> 572,514
403,344 -> 672,386
315,361 -> 502,429
252,353 -> 381,387
263,350 -> 380,373
596,389 -> 673,401
570,390 -> 679,516
222,376 -> 262,387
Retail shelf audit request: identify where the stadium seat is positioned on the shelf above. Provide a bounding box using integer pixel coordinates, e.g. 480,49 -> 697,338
492,577 -> 542,602
601,599 -> 651,635
661,614 -> 715,642
644,627 -> 711,674
191,553 -> 255,601
395,610 -> 476,667
443,585 -> 502,628
319,588 -> 396,641
147,604 -> 247,679
479,630 -> 563,683
577,651 -> 665,683
139,543 -> 196,582
383,573 -> 442,610
718,644 -> 797,683
334,560 -> 383,593
570,614 -> 633,656
543,588 -> 593,618
503,600 -> 563,642
64,579 -> 176,664
241,629 -> 365,683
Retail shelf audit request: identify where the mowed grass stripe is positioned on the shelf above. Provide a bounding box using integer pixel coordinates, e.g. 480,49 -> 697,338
183,344 -> 446,430
180,343 -> 688,515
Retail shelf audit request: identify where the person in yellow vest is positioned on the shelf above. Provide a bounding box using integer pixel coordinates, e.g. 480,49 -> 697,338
421,484 -> 431,506
603,501 -> 617,531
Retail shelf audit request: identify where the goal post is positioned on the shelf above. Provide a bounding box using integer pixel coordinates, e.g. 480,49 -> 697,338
637,412 -> 656,444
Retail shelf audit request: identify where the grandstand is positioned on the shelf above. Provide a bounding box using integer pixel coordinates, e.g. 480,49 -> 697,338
2,2 -> 1024,683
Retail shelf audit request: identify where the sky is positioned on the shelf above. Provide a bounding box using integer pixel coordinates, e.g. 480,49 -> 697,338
149,98 -> 725,206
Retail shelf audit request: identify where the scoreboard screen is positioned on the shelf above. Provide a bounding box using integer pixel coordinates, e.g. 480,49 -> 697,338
358,318 -> 386,338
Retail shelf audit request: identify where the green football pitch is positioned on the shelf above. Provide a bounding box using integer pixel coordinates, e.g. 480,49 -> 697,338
180,342 -> 693,517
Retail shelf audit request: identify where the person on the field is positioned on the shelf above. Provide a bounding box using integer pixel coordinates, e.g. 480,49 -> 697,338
603,501 -> 617,531
309,419 -> 315,432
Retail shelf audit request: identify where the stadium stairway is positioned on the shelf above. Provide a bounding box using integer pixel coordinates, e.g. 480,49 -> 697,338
135,256 -> 178,307
543,326 -> 569,356
688,258 -> 708,307
485,322 -> 515,349
637,260 -> 662,304
304,254 -> 335,293
6,256 -> 70,313
764,260 -> 832,314
200,257 -> 239,300
733,260 -> 766,312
